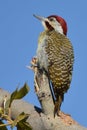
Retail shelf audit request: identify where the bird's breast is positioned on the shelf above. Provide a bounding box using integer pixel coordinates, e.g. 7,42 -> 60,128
36,34 -> 49,71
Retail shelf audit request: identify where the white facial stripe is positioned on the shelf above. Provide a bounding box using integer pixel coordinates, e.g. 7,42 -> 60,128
41,17 -> 64,34
55,22 -> 63,34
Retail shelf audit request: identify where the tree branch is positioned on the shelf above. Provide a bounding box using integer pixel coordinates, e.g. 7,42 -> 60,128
0,84 -> 87,130
34,68 -> 54,117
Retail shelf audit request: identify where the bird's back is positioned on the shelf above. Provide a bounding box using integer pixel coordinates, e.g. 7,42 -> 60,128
45,30 -> 74,93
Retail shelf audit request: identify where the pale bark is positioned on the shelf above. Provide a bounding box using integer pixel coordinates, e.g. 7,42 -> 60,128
0,75 -> 87,130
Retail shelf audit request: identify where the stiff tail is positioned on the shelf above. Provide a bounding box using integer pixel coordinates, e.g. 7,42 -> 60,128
54,94 -> 64,117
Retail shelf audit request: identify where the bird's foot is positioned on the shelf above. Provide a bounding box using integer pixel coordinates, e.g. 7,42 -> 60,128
26,56 -> 38,72
30,57 -> 38,67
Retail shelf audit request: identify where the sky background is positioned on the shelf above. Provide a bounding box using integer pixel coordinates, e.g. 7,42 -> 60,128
0,0 -> 87,129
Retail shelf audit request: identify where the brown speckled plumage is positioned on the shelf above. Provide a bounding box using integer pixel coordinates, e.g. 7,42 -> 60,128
37,30 -> 74,115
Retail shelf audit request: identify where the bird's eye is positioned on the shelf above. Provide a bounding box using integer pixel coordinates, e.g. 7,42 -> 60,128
49,18 -> 54,21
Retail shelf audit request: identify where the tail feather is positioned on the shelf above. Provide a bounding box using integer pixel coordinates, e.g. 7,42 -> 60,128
54,94 -> 64,116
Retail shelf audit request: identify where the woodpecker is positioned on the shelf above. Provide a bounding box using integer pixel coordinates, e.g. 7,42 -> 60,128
33,14 -> 74,116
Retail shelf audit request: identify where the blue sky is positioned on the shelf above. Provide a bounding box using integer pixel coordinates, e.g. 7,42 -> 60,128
0,0 -> 87,128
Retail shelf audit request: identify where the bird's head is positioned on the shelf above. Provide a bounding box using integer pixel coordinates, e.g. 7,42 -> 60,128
33,14 -> 67,35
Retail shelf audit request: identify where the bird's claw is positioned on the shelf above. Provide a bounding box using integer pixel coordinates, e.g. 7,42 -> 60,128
27,57 -> 38,72
30,57 -> 38,67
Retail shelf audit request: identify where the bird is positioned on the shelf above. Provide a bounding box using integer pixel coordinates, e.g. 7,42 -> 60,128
33,14 -> 74,116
